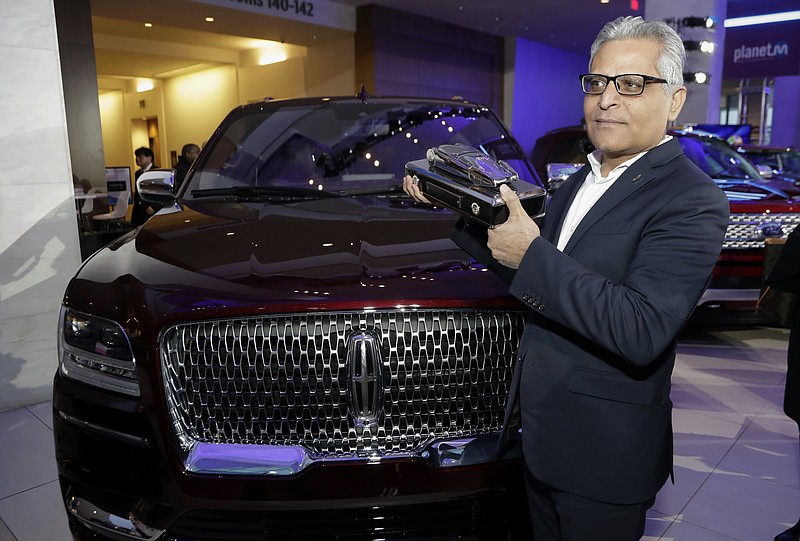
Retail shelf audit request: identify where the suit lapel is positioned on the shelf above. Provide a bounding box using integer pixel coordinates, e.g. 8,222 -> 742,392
560,138 -> 684,254
542,167 -> 589,244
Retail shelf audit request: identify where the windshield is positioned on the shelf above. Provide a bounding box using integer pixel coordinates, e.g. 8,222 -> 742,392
676,136 -> 762,180
184,100 -> 539,198
745,149 -> 800,180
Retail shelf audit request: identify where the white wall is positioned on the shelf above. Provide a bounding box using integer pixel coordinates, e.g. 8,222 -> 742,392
0,1 -> 82,411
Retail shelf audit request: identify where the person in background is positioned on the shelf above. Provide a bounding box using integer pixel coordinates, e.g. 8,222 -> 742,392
173,143 -> 200,193
727,134 -> 744,147
131,146 -> 160,227
405,15 -> 729,540
765,226 -> 800,541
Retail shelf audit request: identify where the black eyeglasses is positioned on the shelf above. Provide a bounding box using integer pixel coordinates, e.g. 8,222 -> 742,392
579,73 -> 669,96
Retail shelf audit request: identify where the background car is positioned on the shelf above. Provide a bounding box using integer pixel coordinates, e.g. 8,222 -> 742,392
737,145 -> 800,183
530,125 -> 800,320
53,96 -> 541,541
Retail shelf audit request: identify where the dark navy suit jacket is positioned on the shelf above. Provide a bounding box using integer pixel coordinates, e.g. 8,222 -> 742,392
493,138 -> 729,504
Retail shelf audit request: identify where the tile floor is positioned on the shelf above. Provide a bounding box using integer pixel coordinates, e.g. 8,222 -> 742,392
0,323 -> 798,541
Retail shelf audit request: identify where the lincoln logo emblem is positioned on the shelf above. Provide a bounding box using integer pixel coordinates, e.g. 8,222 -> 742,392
346,330 -> 383,426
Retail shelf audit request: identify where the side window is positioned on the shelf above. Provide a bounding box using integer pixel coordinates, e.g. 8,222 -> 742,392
747,153 -> 779,170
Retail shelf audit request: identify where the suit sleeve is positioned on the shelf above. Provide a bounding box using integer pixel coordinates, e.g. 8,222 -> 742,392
767,227 -> 800,293
509,178 -> 729,366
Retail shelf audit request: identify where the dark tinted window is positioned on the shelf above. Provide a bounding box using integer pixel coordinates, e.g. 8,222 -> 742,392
544,137 -> 594,165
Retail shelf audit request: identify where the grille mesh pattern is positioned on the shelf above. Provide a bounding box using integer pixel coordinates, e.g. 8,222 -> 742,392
162,310 -> 525,457
724,213 -> 800,249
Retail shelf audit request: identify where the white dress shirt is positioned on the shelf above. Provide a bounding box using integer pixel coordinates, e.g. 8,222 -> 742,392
556,136 -> 672,251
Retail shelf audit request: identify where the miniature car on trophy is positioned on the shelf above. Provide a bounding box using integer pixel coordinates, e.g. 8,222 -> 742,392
406,143 -> 546,228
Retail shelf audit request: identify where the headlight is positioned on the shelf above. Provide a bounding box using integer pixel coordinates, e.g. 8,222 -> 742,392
57,306 -> 139,396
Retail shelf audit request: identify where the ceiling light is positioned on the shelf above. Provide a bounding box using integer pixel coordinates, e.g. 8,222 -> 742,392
699,40 -> 715,53
601,0 -> 610,4
205,17 -> 214,22
724,10 -> 800,28
682,16 -> 716,29
684,71 -> 709,84
144,22 -> 153,28
258,44 -> 288,66
683,40 -> 715,54
136,79 -> 155,92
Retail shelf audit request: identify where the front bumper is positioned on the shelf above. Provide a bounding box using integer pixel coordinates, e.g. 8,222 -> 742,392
53,373 -> 528,541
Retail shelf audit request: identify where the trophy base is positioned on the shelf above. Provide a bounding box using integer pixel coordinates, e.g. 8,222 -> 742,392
405,158 -> 546,228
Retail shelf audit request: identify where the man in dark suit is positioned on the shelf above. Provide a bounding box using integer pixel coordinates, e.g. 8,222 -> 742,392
173,143 -> 200,193
405,15 -> 730,541
765,226 -> 800,541
132,146 -> 161,227
485,16 -> 730,541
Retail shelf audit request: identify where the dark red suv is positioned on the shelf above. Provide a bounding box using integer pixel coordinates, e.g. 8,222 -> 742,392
531,125 -> 800,317
53,97 -> 540,541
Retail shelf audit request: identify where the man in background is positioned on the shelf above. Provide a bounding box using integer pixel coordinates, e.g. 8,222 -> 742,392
131,146 -> 160,227
173,143 -> 200,193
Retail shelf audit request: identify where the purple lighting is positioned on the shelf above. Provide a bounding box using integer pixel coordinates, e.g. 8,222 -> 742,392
185,442 -> 311,475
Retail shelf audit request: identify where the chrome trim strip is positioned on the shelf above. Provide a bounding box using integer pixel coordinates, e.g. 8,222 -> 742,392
58,411 -> 149,447
182,433 -> 515,476
67,496 -> 164,540
697,288 -> 759,305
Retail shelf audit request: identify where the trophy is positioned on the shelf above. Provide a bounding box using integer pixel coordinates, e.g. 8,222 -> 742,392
405,144 -> 546,228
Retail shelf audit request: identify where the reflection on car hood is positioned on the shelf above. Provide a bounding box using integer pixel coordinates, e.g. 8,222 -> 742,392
139,199 -> 467,281
69,198 -> 515,324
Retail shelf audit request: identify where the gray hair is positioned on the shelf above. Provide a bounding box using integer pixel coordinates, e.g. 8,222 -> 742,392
589,16 -> 686,94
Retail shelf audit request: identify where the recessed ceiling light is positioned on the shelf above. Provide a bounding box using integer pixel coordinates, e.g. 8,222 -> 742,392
205,16 -> 214,22
601,0 -> 610,4
144,22 -> 153,28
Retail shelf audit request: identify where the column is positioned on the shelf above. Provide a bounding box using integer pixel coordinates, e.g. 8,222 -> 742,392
646,0 -> 727,125
0,0 -> 82,411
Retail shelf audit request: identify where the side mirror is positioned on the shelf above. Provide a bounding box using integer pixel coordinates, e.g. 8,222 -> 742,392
546,163 -> 583,192
756,164 -> 774,180
137,169 -> 175,205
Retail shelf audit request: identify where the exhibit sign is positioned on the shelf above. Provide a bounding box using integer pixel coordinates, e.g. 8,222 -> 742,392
189,0 -> 356,31
724,21 -> 800,79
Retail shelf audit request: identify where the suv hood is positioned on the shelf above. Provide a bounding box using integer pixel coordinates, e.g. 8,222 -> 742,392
67,198 -> 515,326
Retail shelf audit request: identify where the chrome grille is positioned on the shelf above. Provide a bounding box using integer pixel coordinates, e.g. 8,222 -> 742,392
724,213 -> 800,249
161,310 -> 525,458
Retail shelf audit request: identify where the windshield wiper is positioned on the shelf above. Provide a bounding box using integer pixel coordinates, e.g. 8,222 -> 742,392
190,186 -> 338,200
337,185 -> 406,196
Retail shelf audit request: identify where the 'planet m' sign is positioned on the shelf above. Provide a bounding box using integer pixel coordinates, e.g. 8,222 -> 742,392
733,41 -> 790,63
724,22 -> 799,78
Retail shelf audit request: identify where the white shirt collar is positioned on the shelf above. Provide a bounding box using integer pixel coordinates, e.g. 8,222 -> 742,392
586,134 -> 673,183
